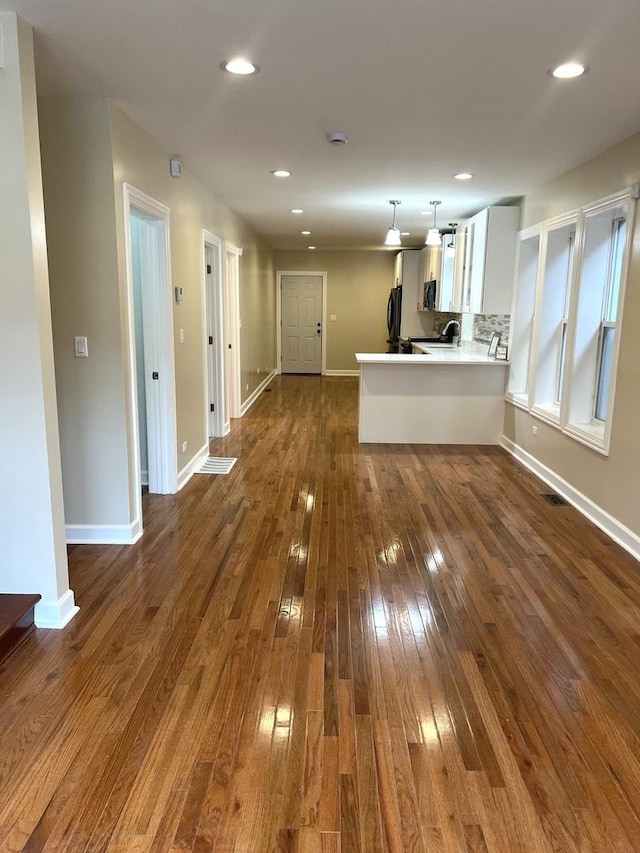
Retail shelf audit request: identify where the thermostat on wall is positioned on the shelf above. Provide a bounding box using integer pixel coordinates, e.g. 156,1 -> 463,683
169,158 -> 182,178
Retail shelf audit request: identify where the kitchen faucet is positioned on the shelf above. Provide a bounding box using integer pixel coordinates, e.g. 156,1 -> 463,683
441,319 -> 461,344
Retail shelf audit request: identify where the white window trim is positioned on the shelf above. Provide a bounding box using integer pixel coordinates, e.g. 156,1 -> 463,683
506,189 -> 635,456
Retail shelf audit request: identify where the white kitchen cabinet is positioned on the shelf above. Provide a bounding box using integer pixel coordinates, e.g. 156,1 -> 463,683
461,206 -> 519,314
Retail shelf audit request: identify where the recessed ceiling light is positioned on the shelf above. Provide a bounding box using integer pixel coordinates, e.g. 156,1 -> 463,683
301,230 -> 311,235
401,232 -> 411,236
551,62 -> 586,79
271,170 -> 291,178
221,58 -> 260,76
308,245 -> 316,250
454,172 -> 473,180
420,210 -> 433,216
291,208 -> 303,214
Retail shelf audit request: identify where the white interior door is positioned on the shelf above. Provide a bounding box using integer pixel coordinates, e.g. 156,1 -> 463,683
203,235 -> 226,438
224,243 -> 242,419
280,274 -> 323,373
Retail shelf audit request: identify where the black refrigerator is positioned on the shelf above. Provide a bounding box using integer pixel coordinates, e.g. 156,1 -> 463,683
386,286 -> 402,352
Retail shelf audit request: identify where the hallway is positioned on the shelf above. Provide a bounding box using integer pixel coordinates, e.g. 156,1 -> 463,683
1,375 -> 640,851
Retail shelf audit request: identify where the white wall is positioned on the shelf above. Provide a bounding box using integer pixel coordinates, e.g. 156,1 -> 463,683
0,14 -> 76,627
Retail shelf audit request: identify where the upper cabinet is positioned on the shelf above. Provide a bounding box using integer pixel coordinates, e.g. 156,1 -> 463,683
461,206 -> 519,314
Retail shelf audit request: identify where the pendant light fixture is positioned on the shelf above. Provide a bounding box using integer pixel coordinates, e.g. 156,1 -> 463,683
384,200 -> 402,247
445,222 -> 457,258
425,200 -> 442,246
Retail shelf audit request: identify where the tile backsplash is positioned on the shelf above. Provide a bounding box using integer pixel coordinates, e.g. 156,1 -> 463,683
433,311 -> 510,345
473,314 -> 510,344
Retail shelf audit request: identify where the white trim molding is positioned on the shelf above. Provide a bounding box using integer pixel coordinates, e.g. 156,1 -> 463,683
241,370 -> 277,416
66,520 -> 143,545
501,435 -> 640,562
324,369 -> 359,377
35,590 -> 79,629
177,443 -> 210,491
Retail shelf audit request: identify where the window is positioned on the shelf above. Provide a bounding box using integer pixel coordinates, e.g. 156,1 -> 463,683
565,199 -> 631,451
507,189 -> 633,455
556,232 -> 575,404
506,230 -> 541,406
594,217 -> 626,421
530,216 -> 578,424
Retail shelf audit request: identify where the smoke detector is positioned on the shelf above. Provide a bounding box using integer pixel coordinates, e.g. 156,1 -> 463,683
327,131 -> 348,145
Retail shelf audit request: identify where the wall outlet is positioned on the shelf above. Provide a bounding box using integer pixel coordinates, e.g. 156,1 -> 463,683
257,367 -> 260,374
532,425 -> 539,436
245,383 -> 249,391
179,328 -> 185,344
182,440 -> 188,453
330,314 -> 337,321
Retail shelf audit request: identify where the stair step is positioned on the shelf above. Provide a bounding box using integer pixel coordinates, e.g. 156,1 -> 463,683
0,594 -> 41,666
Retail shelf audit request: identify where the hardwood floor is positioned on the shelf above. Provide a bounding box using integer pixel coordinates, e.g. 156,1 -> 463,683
1,374 -> 640,851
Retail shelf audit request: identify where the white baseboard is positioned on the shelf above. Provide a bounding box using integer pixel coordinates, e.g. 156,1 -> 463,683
502,435 -> 640,562
241,370 -> 277,415
35,589 -> 79,629
177,443 -> 210,491
324,369 -> 359,377
66,519 -> 143,545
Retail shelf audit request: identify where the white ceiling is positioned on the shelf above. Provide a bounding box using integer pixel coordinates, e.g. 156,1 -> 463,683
7,0 -> 640,249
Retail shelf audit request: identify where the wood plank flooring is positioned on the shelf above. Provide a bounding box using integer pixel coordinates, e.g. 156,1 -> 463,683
1,375 -> 640,851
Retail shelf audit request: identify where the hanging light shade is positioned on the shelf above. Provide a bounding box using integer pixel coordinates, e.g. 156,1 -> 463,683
425,200 -> 442,246
384,200 -> 402,246
445,222 -> 457,258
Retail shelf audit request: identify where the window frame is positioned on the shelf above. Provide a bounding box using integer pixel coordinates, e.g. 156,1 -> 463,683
507,188 -> 635,456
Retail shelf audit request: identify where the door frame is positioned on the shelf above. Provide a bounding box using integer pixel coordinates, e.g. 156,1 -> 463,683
123,183 -> 178,528
224,241 -> 242,420
202,231 -> 227,438
276,270 -> 328,374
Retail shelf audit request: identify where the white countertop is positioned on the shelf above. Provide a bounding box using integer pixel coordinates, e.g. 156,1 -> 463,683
356,342 -> 508,366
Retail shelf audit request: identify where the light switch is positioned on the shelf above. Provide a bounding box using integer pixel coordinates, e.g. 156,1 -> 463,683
179,328 -> 185,344
74,336 -> 88,358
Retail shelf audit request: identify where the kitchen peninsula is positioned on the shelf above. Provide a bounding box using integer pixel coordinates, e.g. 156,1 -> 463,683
356,345 -> 508,444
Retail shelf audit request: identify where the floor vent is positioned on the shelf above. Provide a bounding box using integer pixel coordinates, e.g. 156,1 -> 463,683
198,457 -> 237,475
541,493 -> 570,506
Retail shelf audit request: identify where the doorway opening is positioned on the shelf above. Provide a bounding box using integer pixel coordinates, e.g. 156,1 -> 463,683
277,271 -> 327,374
224,242 -> 242,419
203,231 -> 226,438
123,184 -> 177,534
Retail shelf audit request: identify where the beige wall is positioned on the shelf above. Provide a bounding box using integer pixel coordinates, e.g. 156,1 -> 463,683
506,131 -> 640,537
0,14 -> 70,606
40,95 -> 275,530
274,250 -> 394,371
40,97 -> 130,525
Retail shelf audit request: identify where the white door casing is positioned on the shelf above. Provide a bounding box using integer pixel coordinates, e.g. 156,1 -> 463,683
279,273 -> 325,374
123,184 -> 178,530
224,242 -> 242,420
202,232 -> 226,438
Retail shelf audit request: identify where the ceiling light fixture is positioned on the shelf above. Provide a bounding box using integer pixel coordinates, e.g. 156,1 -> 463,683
291,208 -> 303,214
401,232 -> 410,236
301,230 -> 311,235
425,201 -> 442,246
221,58 -> 260,75
445,223 -> 458,258
384,200 -> 402,247
454,172 -> 473,181
308,245 -> 316,250
271,170 -> 291,178
420,210 -> 432,216
551,62 -> 586,79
